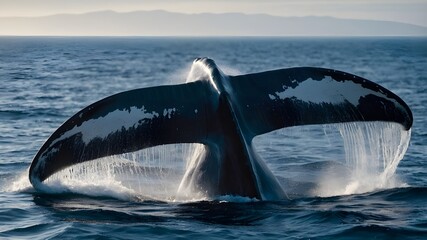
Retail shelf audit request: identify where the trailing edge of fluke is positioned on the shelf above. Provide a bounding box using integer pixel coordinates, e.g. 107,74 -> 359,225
29,58 -> 413,200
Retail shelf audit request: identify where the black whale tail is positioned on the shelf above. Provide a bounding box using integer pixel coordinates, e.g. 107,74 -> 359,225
29,58 -> 413,200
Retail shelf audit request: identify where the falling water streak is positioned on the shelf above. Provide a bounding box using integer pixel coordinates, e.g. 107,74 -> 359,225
340,122 -> 411,181
316,122 -> 411,197
176,144 -> 209,201
31,143 -> 202,201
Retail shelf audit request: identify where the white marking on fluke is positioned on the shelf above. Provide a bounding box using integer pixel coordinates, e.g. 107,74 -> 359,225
52,106 -> 159,145
269,76 -> 400,107
163,108 -> 177,119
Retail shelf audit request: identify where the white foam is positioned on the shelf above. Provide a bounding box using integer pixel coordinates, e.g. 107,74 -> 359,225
3,169 -> 32,192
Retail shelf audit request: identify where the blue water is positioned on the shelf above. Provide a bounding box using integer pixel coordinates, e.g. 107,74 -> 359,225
0,37 -> 426,239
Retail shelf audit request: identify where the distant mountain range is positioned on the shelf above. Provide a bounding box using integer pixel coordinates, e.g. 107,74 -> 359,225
1,10 -> 426,36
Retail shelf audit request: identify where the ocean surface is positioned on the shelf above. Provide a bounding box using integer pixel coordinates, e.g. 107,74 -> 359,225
0,37 -> 426,239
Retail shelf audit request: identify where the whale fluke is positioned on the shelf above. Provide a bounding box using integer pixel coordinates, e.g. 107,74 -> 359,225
29,58 -> 413,200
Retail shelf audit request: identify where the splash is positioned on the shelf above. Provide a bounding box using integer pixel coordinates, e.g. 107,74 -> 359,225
3,170 -> 32,192
31,143 -> 201,202
315,122 -> 411,197
175,144 -> 211,201
186,59 -> 241,83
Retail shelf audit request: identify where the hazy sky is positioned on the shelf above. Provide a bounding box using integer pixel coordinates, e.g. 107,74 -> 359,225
1,0 -> 426,27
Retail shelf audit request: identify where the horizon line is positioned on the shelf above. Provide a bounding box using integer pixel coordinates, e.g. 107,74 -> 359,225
1,35 -> 427,38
